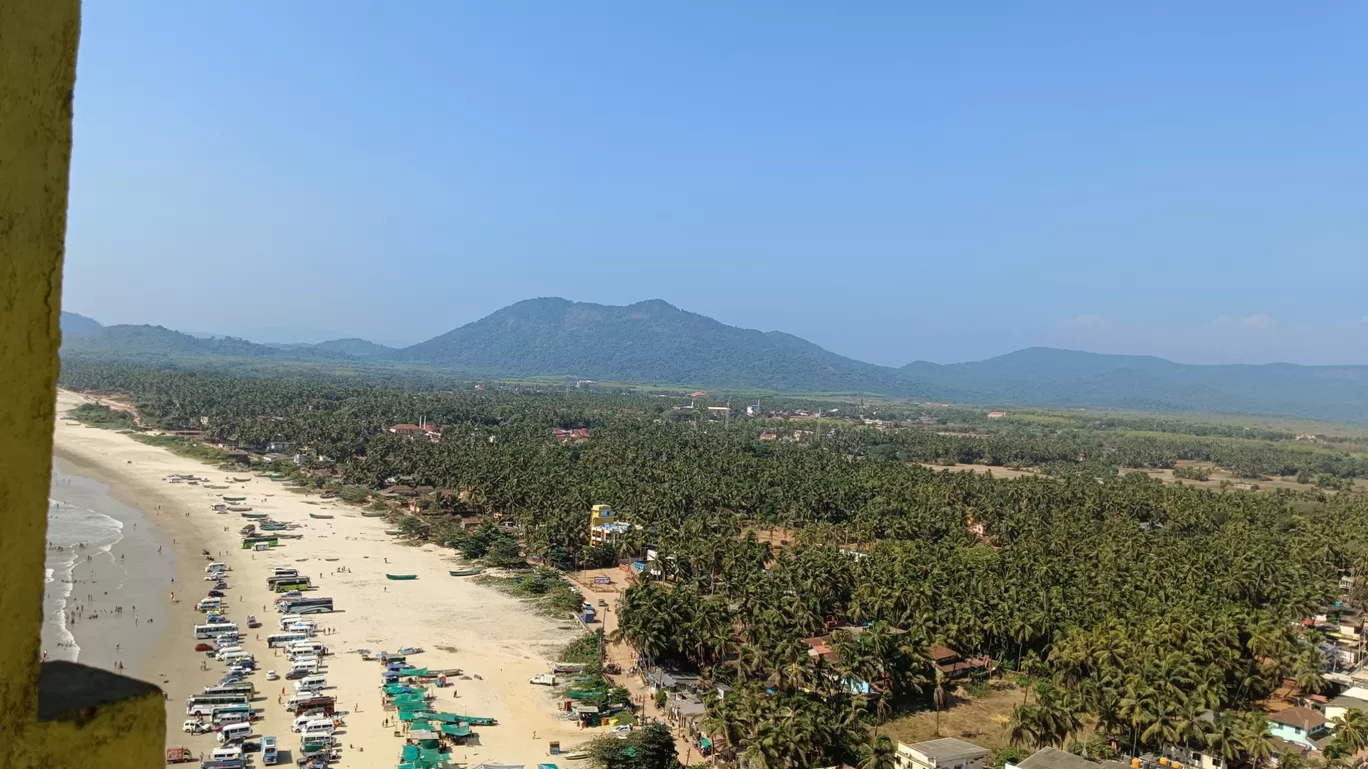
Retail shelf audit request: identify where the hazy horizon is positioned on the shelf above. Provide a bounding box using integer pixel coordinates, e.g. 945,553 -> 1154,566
63,4 -> 1367,367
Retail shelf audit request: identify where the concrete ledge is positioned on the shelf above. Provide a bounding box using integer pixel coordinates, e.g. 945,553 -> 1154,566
30,661 -> 166,768
37,661 -> 161,723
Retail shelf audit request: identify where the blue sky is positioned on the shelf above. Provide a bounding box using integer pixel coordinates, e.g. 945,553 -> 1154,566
64,3 -> 1367,365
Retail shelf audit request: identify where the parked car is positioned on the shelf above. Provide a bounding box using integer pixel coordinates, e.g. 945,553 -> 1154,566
285,669 -> 310,680
265,670 -> 278,681
247,616 -> 261,628
195,643 -> 215,652
207,590 -> 225,598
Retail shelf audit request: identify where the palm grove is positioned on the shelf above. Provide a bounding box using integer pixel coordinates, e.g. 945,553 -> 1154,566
60,362 -> 1368,769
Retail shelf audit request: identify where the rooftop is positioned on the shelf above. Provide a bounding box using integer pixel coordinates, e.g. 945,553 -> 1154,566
1016,747 -> 1103,769
1269,707 -> 1327,730
904,738 -> 990,762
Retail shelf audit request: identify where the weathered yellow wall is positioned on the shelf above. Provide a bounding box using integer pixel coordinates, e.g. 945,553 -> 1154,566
0,0 -> 81,733
2,1 -> 165,765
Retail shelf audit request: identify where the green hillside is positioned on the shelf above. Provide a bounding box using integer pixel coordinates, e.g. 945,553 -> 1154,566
393,297 -> 909,393
58,300 -> 1368,423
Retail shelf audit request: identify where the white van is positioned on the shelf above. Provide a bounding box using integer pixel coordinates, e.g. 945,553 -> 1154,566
210,746 -> 243,762
286,621 -> 317,635
219,651 -> 253,666
278,614 -> 303,629
292,716 -> 335,734
290,658 -> 321,674
214,646 -> 244,660
205,562 -> 227,573
288,641 -> 325,657
196,597 -> 223,612
301,719 -> 336,738
218,722 -> 252,744
294,675 -> 327,692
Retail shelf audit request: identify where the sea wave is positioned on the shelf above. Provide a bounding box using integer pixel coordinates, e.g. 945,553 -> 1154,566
44,497 -> 125,662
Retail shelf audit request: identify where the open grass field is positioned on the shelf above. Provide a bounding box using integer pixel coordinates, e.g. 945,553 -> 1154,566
880,680 -> 1025,751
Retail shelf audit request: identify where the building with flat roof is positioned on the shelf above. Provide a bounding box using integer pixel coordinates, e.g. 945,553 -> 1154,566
896,738 -> 990,769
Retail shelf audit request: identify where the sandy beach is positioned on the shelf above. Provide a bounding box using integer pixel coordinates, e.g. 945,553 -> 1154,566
50,389 -> 588,767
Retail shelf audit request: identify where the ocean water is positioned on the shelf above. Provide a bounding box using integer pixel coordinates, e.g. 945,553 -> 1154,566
43,471 -> 126,661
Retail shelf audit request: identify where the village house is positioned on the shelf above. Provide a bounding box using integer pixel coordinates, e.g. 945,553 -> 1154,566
987,410 -> 1008,419
389,422 -> 444,443
929,645 -> 991,678
1267,707 -> 1331,751
896,738 -> 989,769
552,427 -> 591,444
758,432 -> 778,441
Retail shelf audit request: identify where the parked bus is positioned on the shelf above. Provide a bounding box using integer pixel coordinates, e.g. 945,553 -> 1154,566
261,736 -> 278,766
185,694 -> 249,716
194,622 -> 238,639
267,632 -> 309,649
271,579 -> 311,593
279,597 -> 333,614
202,683 -> 255,698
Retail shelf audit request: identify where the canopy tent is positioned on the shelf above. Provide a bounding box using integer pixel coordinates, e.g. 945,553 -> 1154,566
409,722 -> 436,734
401,745 -> 420,762
441,723 -> 472,738
401,667 -> 430,677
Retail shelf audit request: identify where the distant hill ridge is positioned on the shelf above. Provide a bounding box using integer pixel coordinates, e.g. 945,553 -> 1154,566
59,299 -> 1368,422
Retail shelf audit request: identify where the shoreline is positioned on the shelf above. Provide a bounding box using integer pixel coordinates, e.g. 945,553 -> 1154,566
52,390 -> 586,766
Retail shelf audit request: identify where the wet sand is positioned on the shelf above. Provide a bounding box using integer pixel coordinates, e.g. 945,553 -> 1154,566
53,390 -> 587,765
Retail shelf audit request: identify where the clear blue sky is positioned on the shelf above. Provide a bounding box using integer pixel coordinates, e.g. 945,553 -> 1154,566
64,3 -> 1367,365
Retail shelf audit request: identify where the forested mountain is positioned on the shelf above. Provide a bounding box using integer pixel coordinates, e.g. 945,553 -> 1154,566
60,311 -> 102,337
58,300 -> 1368,422
394,297 -> 905,392
901,348 -> 1368,423
311,338 -> 393,356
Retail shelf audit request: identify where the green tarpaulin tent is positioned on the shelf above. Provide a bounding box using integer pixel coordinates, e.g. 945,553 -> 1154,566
441,723 -> 472,738
401,745 -> 420,762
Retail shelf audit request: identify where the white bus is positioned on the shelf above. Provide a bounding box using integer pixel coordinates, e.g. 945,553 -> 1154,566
194,622 -> 238,640
185,694 -> 249,716
202,683 -> 255,698
267,632 -> 309,649
280,597 -> 333,614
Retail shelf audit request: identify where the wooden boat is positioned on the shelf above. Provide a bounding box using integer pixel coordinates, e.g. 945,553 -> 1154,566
204,484 -> 229,489
222,496 -> 247,502
309,513 -> 334,519
227,505 -> 254,512
360,511 -> 385,518
384,529 -> 403,536
231,477 -> 252,483
240,511 -> 267,518
448,568 -> 483,577
385,573 -> 418,581
324,557 -> 339,562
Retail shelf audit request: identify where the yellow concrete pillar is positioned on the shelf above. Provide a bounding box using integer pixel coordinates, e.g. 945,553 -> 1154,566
0,0 -> 81,737
3,2 -> 166,766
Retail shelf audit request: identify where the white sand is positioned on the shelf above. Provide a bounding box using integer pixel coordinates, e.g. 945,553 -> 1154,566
55,390 -> 588,766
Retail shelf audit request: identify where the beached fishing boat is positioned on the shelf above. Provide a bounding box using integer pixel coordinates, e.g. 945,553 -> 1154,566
448,568 -> 483,577
386,573 -> 418,581
259,523 -> 288,531
222,496 -> 247,502
360,511 -> 385,518
384,529 -> 403,535
204,484 -> 229,489
240,511 -> 266,518
231,477 -> 252,483
309,513 -> 334,519
396,646 -> 424,655
227,505 -> 254,512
